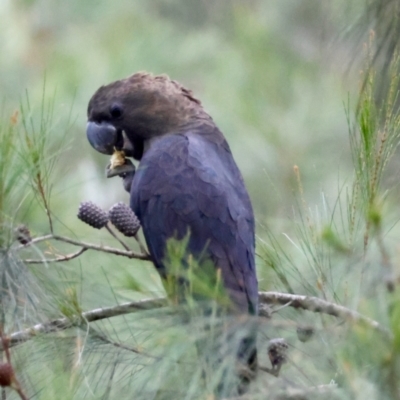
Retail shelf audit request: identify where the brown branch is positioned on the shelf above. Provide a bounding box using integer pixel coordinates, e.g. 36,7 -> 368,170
36,172 -> 53,235
16,234 -> 151,261
23,247 -> 88,264
14,387 -> 28,400
51,234 -> 151,260
1,291 -> 390,353
105,225 -> 131,252
134,233 -> 150,257
259,291 -> 390,336
2,298 -> 166,350
0,327 -> 28,400
15,234 -> 53,250
0,329 -> 11,364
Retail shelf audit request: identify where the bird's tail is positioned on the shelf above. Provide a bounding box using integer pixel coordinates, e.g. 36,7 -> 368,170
197,319 -> 258,397
237,333 -> 258,394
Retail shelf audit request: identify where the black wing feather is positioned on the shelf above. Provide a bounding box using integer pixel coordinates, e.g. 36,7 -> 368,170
130,129 -> 258,314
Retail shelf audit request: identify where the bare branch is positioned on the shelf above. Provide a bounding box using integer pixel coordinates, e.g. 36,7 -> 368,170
15,233 -> 151,261
3,298 -> 166,350
52,234 -> 151,260
1,291 -> 389,352
15,234 -> 53,250
35,172 -> 53,235
259,291 -> 390,336
23,247 -> 88,264
105,224 -> 131,252
134,233 -> 150,257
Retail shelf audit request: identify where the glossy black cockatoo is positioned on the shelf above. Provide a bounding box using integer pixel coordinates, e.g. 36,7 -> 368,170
86,73 -> 258,392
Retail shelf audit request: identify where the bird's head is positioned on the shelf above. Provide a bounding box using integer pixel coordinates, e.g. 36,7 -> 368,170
87,72 -> 206,177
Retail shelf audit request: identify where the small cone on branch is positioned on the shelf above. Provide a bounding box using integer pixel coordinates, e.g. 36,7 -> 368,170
0,363 -> 14,387
296,325 -> 314,343
15,224 -> 31,245
268,338 -> 288,370
108,202 -> 140,237
77,201 -> 109,229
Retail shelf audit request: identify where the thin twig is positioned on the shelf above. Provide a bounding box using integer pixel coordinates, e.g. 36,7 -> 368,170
2,298 -> 166,350
88,326 -> 160,360
15,234 -> 151,261
259,365 -> 280,377
0,330 -> 11,364
0,327 -> 28,400
52,235 -> 150,260
105,225 -> 131,252
375,226 -> 395,292
15,234 -> 53,250
36,173 -> 53,235
134,233 -> 150,257
23,247 -> 88,264
14,388 -> 28,400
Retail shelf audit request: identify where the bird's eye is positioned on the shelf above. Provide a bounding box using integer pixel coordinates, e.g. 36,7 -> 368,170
110,104 -> 123,119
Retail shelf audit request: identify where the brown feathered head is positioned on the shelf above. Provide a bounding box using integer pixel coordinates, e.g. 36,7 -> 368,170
87,73 -> 207,164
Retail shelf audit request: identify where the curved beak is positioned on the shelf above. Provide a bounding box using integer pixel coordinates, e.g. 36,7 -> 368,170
86,121 -> 118,155
87,121 -> 136,179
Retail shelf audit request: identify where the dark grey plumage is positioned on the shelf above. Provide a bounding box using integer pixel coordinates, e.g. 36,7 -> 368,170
86,72 -> 259,393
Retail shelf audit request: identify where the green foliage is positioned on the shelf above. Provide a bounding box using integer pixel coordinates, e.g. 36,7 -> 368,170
390,292 -> 400,353
349,53 -> 400,244
0,110 -> 26,246
321,226 -> 350,254
257,45 -> 400,399
163,235 -> 230,310
18,87 -> 72,232
1,1 -> 400,399
58,286 -> 82,318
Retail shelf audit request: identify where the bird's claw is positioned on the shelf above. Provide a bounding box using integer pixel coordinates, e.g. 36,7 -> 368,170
106,153 -> 135,178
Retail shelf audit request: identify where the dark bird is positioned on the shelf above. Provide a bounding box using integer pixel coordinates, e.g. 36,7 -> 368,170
86,73 -> 258,394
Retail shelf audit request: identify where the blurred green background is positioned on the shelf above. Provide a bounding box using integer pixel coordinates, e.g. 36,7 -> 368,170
2,1 -> 400,398
1,0 -> 360,221
0,0 -> 382,340
1,0 -> 366,302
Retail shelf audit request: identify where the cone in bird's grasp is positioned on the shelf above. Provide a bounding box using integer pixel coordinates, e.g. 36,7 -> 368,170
108,202 -> 140,237
268,338 -> 288,370
77,201 -> 109,229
